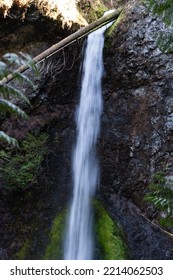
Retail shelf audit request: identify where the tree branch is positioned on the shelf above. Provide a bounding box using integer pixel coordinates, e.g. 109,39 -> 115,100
0,8 -> 122,85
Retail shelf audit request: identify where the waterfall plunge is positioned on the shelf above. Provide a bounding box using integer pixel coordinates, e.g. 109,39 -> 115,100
64,23 -> 110,260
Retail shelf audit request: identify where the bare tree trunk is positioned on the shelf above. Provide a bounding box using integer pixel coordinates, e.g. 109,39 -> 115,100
0,8 -> 122,85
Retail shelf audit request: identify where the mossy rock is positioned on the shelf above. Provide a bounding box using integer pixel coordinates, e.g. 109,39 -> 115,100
0,132 -> 48,190
44,210 -> 66,260
78,0 -> 108,23
105,10 -> 125,37
94,200 -> 129,259
14,240 -> 30,260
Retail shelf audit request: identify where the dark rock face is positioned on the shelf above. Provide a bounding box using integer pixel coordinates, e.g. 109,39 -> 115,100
101,193 -> 173,260
99,3 -> 173,258
1,2 -> 173,259
102,4 -> 173,201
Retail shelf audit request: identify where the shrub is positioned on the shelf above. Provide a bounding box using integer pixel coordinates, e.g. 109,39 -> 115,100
0,133 -> 48,190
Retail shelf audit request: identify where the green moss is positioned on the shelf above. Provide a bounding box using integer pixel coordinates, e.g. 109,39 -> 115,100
90,2 -> 107,22
104,10 -> 125,51
79,0 -> 108,23
44,210 -> 66,260
105,11 -> 125,37
14,240 -> 30,260
94,200 -> 128,259
0,132 -> 48,190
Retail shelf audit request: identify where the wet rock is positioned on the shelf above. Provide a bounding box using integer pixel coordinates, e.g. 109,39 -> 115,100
166,113 -> 173,131
102,194 -> 173,260
101,2 -> 173,200
98,2 -> 173,258
1,1 -> 173,260
0,248 -> 8,260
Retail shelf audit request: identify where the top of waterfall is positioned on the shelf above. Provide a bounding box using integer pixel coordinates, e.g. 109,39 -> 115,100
103,10 -> 116,30
104,9 -> 116,16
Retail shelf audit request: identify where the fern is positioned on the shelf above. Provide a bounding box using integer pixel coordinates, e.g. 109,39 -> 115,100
144,171 -> 173,229
0,131 -> 19,147
19,52 -> 40,76
3,53 -> 24,66
0,99 -> 28,119
0,53 -> 38,146
0,61 -> 9,78
159,216 -> 173,228
12,72 -> 36,90
0,84 -> 30,105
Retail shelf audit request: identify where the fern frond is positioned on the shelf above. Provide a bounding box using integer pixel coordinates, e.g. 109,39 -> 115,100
3,53 -> 24,66
19,52 -> 39,75
0,131 -> 19,147
144,170 -> 173,228
153,172 -> 166,183
19,52 -> 32,61
12,72 -> 36,90
159,216 -> 173,228
0,85 -> 30,105
0,98 -> 28,119
3,52 -> 39,75
28,60 -> 40,76
0,61 -> 9,78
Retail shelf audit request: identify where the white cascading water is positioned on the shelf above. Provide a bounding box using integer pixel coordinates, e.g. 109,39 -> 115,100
64,22 -> 111,260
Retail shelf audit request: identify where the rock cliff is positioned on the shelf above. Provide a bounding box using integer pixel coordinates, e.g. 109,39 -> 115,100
0,0 -> 173,259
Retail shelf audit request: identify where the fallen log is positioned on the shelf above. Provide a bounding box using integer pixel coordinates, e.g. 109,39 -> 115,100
0,8 -> 122,85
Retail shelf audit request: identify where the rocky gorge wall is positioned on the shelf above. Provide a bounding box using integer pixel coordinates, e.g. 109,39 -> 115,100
0,0 -> 173,260
101,3 -> 173,258
100,3 -> 173,259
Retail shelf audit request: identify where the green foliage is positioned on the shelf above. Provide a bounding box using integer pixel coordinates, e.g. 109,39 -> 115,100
94,200 -> 128,260
0,98 -> 28,119
147,0 -> 173,25
0,52 -> 38,147
44,210 -> 66,260
105,11 -> 125,49
0,61 -> 8,78
106,11 -> 125,36
80,0 -> 107,23
0,133 -> 48,190
156,31 -> 173,53
159,216 -> 173,228
146,0 -> 173,53
0,131 -> 18,147
144,171 -> 173,229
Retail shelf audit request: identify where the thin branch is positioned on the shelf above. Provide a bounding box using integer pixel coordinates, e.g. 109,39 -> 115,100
0,8 -> 122,85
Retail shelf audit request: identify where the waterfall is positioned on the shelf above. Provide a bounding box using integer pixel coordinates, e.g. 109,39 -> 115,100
64,23 -> 110,260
